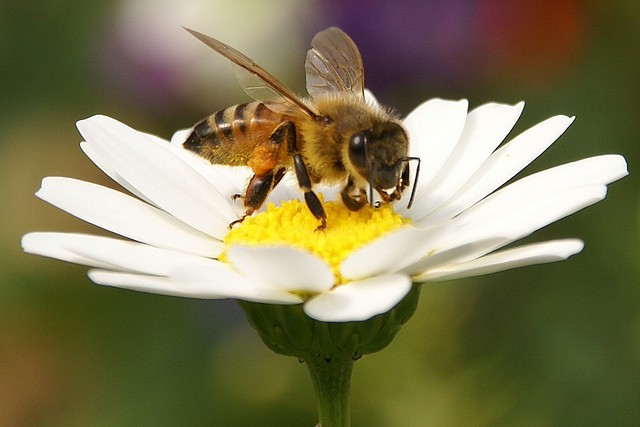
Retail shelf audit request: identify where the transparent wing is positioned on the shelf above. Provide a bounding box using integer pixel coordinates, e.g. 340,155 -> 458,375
185,27 -> 318,118
231,63 -> 285,103
305,27 -> 364,99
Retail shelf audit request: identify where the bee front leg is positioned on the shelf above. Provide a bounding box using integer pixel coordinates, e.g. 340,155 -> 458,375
340,178 -> 367,211
387,162 -> 410,203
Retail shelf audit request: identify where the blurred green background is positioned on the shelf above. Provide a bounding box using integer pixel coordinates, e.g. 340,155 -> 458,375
2,0 -> 639,425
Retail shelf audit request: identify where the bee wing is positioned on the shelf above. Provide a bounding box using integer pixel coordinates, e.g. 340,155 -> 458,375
229,64 -> 300,115
231,63 -> 284,102
305,27 -> 365,100
184,27 -> 318,118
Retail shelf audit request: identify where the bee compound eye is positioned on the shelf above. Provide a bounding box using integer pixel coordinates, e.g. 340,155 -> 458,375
348,132 -> 368,169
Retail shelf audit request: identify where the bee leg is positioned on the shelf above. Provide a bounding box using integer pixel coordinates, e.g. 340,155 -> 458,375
271,166 -> 287,189
228,119 -> 293,228
272,121 -> 326,230
293,154 -> 326,230
231,166 -> 284,204
228,216 -> 247,229
243,167 -> 286,214
340,178 -> 367,211
229,168 -> 281,228
388,163 -> 410,203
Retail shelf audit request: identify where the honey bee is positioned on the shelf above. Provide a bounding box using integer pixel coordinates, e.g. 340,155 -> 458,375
183,27 -> 420,229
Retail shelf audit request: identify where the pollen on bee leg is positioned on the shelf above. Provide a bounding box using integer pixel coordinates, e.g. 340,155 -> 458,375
222,196 -> 408,282
247,143 -> 277,175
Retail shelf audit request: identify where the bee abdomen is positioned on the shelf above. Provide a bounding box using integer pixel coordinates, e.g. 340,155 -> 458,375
184,103 -> 245,149
184,118 -> 219,151
184,102 -> 284,165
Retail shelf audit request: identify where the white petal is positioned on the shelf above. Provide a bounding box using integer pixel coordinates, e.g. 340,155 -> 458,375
77,115 -> 237,239
339,226 -> 439,280
89,270 -> 197,297
346,156 -> 621,282
450,154 -> 627,241
364,88 -> 379,106
169,263 -> 304,304
403,98 -> 469,187
109,126 -> 246,205
22,232 -> 117,270
78,117 -> 179,205
414,239 -> 584,282
69,236 -> 221,276
89,268 -> 300,303
168,133 -> 248,208
36,177 -> 223,257
149,136 -> 249,218
387,183 -> 608,279
170,129 -> 190,145
225,245 -> 334,292
400,236 -> 510,277
405,101 -> 524,217
303,275 -> 412,322
459,155 -> 627,228
23,232 -> 219,276
80,140 -> 154,205
435,185 -> 608,255
422,114 -> 575,225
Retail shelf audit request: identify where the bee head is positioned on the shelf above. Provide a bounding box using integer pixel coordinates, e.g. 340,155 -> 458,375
348,122 -> 420,208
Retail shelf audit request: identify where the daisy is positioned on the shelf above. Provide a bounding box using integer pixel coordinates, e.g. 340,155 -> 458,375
21,98 -> 627,325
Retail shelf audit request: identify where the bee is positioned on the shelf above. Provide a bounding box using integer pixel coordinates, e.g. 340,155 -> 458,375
183,27 -> 420,229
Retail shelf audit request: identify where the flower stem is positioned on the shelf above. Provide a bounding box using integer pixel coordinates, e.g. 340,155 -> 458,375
237,285 -> 421,426
305,354 -> 354,427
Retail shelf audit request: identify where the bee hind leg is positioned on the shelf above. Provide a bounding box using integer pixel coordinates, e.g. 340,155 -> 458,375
229,167 -> 286,228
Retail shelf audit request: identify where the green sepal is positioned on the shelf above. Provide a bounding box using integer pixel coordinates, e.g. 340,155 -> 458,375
237,284 -> 421,360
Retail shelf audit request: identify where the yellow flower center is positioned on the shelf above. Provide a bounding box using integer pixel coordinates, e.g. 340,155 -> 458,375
223,197 -> 407,282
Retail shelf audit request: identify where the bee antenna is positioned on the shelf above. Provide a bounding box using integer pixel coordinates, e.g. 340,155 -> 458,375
399,157 -> 421,209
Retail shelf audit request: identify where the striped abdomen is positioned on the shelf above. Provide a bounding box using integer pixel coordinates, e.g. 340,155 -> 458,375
183,101 -> 286,166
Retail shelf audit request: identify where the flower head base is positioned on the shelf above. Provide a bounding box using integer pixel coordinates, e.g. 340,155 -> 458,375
224,198 -> 406,284
238,284 -> 421,359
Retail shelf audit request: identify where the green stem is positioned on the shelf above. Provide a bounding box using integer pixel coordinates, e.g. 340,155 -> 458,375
237,285 -> 422,426
305,355 -> 354,427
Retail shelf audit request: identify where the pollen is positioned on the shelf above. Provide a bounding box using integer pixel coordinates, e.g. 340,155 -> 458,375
223,196 -> 407,282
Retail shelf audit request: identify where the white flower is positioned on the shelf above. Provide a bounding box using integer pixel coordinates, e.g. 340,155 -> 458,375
21,99 -> 627,322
